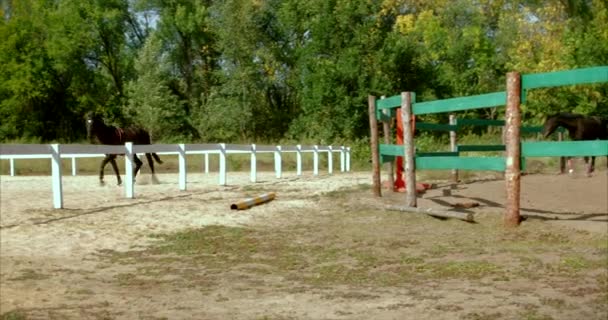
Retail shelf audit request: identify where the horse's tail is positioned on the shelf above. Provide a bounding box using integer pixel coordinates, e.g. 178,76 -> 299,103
152,153 -> 163,164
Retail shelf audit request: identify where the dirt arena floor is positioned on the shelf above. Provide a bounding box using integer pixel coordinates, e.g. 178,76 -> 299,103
1,168 -> 606,319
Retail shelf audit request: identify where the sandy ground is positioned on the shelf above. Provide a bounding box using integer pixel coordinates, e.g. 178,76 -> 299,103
0,169 -> 606,319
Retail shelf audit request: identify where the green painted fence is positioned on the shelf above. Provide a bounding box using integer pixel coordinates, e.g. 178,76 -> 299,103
522,140 -> 608,157
416,156 -> 505,171
375,66 -> 608,173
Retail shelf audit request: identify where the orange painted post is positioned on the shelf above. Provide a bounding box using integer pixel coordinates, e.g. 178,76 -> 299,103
504,72 -> 521,227
401,92 -> 417,207
394,105 -> 406,192
369,95 -> 382,197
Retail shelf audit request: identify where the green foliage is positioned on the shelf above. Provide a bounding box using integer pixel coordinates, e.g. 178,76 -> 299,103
1,0 -> 607,143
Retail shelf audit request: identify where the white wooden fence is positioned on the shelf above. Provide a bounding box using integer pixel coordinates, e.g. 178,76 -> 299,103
0,143 -> 351,209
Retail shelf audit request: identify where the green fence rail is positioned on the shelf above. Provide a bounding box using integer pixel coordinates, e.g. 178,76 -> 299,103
522,140 -> 608,157
375,66 -> 608,173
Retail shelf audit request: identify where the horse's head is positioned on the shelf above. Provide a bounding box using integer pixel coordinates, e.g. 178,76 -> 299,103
542,115 -> 559,138
85,112 -> 103,142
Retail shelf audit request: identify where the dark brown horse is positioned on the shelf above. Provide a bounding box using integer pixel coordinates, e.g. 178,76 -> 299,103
542,112 -> 608,176
86,112 -> 162,185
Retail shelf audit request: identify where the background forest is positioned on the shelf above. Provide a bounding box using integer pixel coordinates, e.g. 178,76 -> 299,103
1,0 -> 607,145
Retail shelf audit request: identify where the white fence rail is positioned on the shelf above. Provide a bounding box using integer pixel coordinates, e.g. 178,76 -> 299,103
0,143 -> 351,209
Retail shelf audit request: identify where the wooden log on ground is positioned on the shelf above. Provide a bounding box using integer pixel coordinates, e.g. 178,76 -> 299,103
385,205 -> 475,223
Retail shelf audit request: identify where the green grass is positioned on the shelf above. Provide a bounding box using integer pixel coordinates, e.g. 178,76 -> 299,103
0,311 -> 27,320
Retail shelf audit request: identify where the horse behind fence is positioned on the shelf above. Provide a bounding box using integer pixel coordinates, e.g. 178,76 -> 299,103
85,112 -> 162,185
542,112 -> 608,176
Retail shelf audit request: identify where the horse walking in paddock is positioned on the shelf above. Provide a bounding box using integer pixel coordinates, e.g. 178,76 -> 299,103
85,112 -> 162,186
542,112 -> 608,176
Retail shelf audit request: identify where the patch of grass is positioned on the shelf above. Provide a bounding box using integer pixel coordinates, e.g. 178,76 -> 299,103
9,269 -> 50,281
425,260 -> 502,279
519,310 -> 555,320
0,310 -> 27,320
322,185 -> 371,198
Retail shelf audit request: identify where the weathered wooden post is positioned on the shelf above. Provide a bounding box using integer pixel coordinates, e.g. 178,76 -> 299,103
369,95 -> 382,197
381,96 -> 395,190
449,114 -> 458,183
401,92 -> 416,207
504,72 -> 521,227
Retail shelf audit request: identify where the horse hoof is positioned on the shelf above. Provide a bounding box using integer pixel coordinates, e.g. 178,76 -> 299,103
99,181 -> 106,186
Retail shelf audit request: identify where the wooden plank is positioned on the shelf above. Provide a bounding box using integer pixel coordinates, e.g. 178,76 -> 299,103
522,140 -> 608,157
379,144 -> 404,157
413,91 -> 506,115
369,95 -> 382,197
415,122 -> 458,131
416,151 -> 459,157
522,66 -> 608,90
458,145 -> 506,152
0,144 -> 51,155
458,119 -> 505,126
376,95 -> 402,110
416,156 -> 505,171
385,205 -> 475,222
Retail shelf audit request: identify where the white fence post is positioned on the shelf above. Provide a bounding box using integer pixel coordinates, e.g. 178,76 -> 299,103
274,145 -> 282,179
10,158 -> 15,176
124,142 -> 134,199
346,147 -> 351,172
250,144 -> 257,183
178,143 -> 187,191
313,145 -> 319,176
50,144 -> 63,209
204,153 -> 209,174
296,144 -> 302,176
219,143 -> 227,186
328,146 -> 333,174
71,157 -> 77,176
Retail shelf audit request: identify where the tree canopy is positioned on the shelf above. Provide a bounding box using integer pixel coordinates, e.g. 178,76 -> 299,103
1,0 -> 606,143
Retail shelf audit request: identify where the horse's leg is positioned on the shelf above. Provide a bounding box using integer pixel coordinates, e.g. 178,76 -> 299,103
99,155 -> 113,186
586,156 -> 595,177
145,153 -> 160,184
133,154 -> 143,182
108,156 -> 122,186
567,157 -> 574,175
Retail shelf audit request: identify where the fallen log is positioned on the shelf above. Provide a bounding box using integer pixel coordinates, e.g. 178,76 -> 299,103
385,205 -> 475,223
231,192 -> 276,210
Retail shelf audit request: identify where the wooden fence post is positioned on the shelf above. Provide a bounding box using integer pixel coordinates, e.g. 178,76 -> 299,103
369,95 -> 382,197
381,96 -> 395,191
401,92 -> 416,207
449,114 -> 458,183
505,72 -> 521,227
